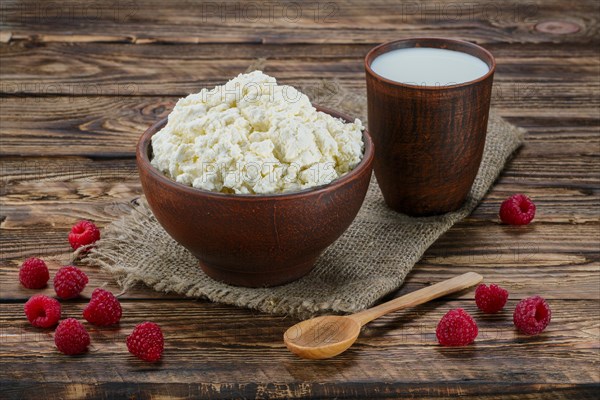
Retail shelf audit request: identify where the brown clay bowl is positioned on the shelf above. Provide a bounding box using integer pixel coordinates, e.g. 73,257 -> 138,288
136,106 -> 374,287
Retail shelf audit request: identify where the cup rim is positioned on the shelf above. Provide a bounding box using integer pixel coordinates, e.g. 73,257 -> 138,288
364,37 -> 496,90
136,105 -> 374,201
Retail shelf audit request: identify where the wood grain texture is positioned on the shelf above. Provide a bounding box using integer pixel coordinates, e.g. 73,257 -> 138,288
0,0 -> 597,45
1,42 -> 599,96
1,300 -> 599,377
1,0 -> 599,398
1,383 -> 599,400
0,96 -> 598,157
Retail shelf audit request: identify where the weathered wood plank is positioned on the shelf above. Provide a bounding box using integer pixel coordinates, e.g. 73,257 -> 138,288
1,42 -> 599,96
1,0 -> 597,45
0,96 -> 173,157
1,41 -> 597,63
0,300 -> 598,393
1,242 -> 597,301
2,176 -> 598,221
2,258 -> 599,305
1,382 -> 598,400
0,95 -> 598,157
2,382 -> 599,400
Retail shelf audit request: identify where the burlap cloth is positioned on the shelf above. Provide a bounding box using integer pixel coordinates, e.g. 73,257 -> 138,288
80,75 -> 524,318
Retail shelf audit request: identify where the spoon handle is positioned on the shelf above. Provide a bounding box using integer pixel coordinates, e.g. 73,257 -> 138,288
350,272 -> 483,326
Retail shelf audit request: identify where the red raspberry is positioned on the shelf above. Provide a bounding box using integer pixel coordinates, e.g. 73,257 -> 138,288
436,308 -> 478,346
19,257 -> 50,289
53,266 -> 88,299
83,288 -> 122,326
127,322 -> 164,362
68,220 -> 100,250
513,296 -> 551,335
24,294 -> 61,328
475,283 -> 509,313
54,318 -> 90,355
499,194 -> 536,225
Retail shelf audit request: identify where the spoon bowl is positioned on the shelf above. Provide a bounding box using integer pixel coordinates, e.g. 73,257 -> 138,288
284,272 -> 483,359
284,315 -> 361,360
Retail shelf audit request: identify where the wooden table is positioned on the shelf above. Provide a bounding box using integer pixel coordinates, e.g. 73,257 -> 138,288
1,1 -> 598,398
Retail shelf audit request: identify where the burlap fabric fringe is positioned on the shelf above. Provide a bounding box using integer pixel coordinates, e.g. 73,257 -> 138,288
79,70 -> 524,318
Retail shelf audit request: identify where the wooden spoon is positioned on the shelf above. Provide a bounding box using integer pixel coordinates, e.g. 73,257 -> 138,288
284,272 -> 483,359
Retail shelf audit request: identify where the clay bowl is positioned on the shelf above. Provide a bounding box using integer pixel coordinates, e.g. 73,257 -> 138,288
136,106 -> 374,287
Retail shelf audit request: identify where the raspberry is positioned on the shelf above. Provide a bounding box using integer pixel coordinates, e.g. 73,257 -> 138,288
127,322 -> 164,362
83,288 -> 122,326
24,294 -> 61,328
68,220 -> 100,250
53,266 -> 88,299
436,308 -> 478,346
513,296 -> 551,335
19,257 -> 50,289
475,283 -> 509,313
54,318 -> 90,355
499,194 -> 536,225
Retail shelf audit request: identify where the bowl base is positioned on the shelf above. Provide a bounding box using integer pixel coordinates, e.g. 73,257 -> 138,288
198,257 -> 318,288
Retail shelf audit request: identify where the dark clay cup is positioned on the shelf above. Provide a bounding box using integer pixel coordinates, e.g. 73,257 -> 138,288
136,106 -> 374,287
365,38 -> 496,216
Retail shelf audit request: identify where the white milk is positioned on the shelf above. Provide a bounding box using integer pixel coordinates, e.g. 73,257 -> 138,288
370,47 -> 489,86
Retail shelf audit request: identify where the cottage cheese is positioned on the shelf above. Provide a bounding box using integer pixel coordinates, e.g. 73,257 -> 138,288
151,71 -> 364,194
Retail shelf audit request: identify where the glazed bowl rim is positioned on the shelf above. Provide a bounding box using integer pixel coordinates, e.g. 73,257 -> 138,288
364,37 -> 497,90
136,105 -> 374,201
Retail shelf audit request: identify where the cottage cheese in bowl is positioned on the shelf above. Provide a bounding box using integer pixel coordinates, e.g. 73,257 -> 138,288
150,71 -> 365,194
